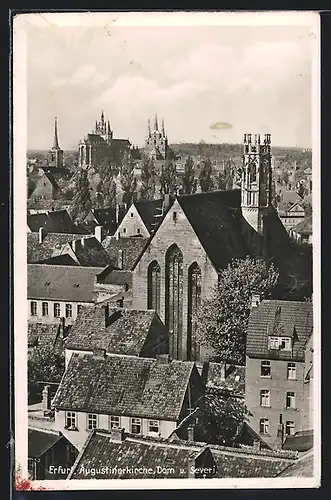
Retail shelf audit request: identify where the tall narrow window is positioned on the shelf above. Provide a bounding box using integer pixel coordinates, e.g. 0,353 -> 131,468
260,390 -> 271,407
165,245 -> 183,359
285,421 -> 295,436
54,303 -> 61,318
187,263 -> 201,361
42,302 -> 49,317
259,418 -> 269,435
286,392 -> 296,409
147,261 -> 161,315
287,363 -> 296,380
30,301 -> 37,316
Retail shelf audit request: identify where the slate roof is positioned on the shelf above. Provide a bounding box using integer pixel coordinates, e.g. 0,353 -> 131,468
27,233 -> 86,263
84,207 -> 121,234
292,216 -> 312,235
65,305 -> 162,355
28,264 -> 105,302
27,199 -> 73,212
28,428 -> 63,458
102,236 -> 149,270
67,237 -> 111,267
134,199 -> 164,233
27,210 -> 83,234
28,323 -> 61,348
277,452 -> 314,477
42,171 -> 60,190
52,353 -> 194,420
68,430 -> 297,479
96,268 -> 132,286
37,254 -> 78,266
246,300 -> 313,361
283,430 -> 314,453
205,363 -> 245,397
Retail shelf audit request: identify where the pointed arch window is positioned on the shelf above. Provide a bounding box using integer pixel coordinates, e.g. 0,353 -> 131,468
147,261 -> 161,315
165,245 -> 183,359
187,263 -> 202,361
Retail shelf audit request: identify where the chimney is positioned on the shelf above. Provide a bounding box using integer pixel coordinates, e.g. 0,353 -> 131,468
118,249 -> 123,270
81,237 -> 86,247
109,428 -> 125,443
218,362 -> 226,381
72,239 -> 78,254
93,348 -> 106,359
116,231 -> 121,240
156,354 -> 171,365
253,439 -> 261,452
39,227 -> 45,244
276,414 -> 284,449
251,293 -> 261,309
59,317 -> 65,339
103,303 -> 109,321
95,225 -> 104,243
115,204 -> 120,224
162,193 -> 171,214
42,385 -> 52,411
116,297 -> 124,308
187,422 -> 196,442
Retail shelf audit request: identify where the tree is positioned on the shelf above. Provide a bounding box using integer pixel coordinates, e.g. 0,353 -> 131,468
120,153 -> 137,206
28,344 -> 65,397
195,257 -> 279,364
199,158 -> 214,192
181,156 -> 197,195
160,161 -> 177,195
140,157 -> 156,200
71,168 -> 92,223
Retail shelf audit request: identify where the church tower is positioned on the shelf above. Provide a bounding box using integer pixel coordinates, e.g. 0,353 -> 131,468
144,114 -> 168,160
48,117 -> 64,168
241,133 -> 272,235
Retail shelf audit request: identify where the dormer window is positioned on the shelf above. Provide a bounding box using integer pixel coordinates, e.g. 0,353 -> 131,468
268,336 -> 292,351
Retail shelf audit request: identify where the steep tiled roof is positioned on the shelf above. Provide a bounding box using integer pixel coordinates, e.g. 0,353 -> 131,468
69,431 -> 208,479
42,171 -> 60,190
96,268 -> 132,286
38,254 -> 78,266
134,199 -> 164,233
283,430 -> 314,453
52,353 -> 194,420
277,452 -> 314,477
27,210 -> 83,234
65,305 -> 165,355
28,264 -> 104,302
27,199 -> 73,212
67,237 -> 111,267
27,233 -> 86,263
102,236 -> 149,270
292,216 -> 312,235
205,363 -> 245,397
68,430 -> 297,479
246,300 -> 313,361
28,323 -> 61,348
28,428 -> 63,458
84,207 -> 119,234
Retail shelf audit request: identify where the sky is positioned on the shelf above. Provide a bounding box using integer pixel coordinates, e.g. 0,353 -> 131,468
24,13 -> 317,150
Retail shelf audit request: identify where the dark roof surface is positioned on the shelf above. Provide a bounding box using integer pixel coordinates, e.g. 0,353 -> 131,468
27,210 -> 83,234
277,452 -> 314,477
52,353 -> 194,420
246,300 -> 313,360
102,236 -> 148,270
28,323 -> 60,348
134,199 -> 164,233
65,305 -> 161,355
205,363 -> 245,396
96,268 -> 132,286
27,233 -> 86,263
84,207 -> 124,234
283,430 -> 314,452
292,216 -> 312,235
28,264 -> 104,302
68,237 -> 111,267
28,429 -> 63,458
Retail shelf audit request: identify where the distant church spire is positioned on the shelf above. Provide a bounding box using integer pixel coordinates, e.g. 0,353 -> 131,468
161,118 -> 165,136
53,117 -> 60,149
154,113 -> 158,131
148,118 -> 151,137
107,120 -> 111,134
101,110 -> 105,123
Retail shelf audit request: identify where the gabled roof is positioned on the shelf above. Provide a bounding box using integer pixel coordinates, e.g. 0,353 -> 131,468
277,451 -> 314,477
28,428 -> 63,458
28,323 -> 61,348
52,353 -> 195,420
283,430 -> 314,453
66,237 -> 111,267
246,300 -> 313,361
27,233 -> 86,263
205,363 -> 245,397
28,264 -> 105,302
36,171 -> 60,190
27,210 -> 83,234
65,305 -> 165,356
292,216 -> 312,235
84,207 -> 121,234
134,199 -> 164,233
102,236 -> 149,270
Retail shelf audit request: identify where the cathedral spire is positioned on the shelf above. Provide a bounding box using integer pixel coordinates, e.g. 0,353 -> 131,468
101,110 -> 105,123
161,117 -> 165,136
148,118 -> 151,137
154,113 -> 158,131
107,120 -> 111,134
53,117 -> 60,149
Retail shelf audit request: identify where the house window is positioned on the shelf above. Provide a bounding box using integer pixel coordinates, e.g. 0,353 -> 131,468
87,413 -> 98,430
42,302 -> 48,316
259,418 -> 269,435
285,421 -> 295,436
148,420 -> 160,435
187,263 -> 202,361
260,390 -> 271,407
65,411 -> 77,430
123,228 -> 126,233
65,304 -> 72,318
280,337 -> 291,351
77,304 -> 83,315
268,336 -> 279,349
165,245 -> 183,359
172,211 -> 177,221
287,363 -> 296,379
261,361 -> 271,377
137,228 -> 140,234
286,392 -> 296,409
130,212 -> 133,217
54,302 -> 61,317
30,301 -> 37,316
109,415 -> 121,429
131,418 -> 141,434
147,260 -> 161,315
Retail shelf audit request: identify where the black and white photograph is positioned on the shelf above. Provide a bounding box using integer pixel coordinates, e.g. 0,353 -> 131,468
13,11 -> 320,490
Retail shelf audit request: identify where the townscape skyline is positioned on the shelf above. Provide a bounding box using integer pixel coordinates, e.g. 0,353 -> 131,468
27,20 -> 314,150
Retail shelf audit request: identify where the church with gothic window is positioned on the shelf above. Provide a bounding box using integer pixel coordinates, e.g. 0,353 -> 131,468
144,114 -> 173,160
132,134 -> 312,363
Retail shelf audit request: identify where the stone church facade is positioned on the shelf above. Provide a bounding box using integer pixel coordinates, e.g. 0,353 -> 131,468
132,133 -> 306,363
144,114 -> 170,160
